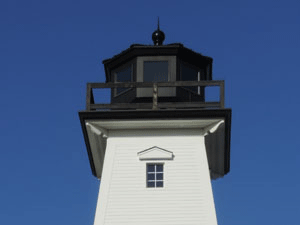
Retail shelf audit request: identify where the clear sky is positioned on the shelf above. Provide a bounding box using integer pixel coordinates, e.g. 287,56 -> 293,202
1,0 -> 299,224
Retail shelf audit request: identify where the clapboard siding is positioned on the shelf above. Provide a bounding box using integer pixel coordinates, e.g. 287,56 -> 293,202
93,129 -> 218,225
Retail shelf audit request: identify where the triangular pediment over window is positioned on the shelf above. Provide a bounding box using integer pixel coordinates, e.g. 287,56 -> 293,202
137,146 -> 174,160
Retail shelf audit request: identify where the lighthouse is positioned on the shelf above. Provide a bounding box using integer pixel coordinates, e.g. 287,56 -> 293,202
79,24 -> 232,225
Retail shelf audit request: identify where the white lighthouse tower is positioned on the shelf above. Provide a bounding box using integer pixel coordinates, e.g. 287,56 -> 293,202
79,24 -> 232,225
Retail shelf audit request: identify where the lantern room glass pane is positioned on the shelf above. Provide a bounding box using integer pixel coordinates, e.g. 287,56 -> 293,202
181,64 -> 198,81
144,61 -> 168,82
115,65 -> 132,94
180,63 -> 199,93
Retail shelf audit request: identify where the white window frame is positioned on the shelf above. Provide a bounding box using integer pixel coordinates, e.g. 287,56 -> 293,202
146,163 -> 164,188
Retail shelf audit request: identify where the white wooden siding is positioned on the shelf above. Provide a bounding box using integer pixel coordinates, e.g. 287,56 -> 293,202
94,129 -> 218,225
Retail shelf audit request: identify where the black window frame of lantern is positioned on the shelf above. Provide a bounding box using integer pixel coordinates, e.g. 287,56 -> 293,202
146,163 -> 164,188
180,61 -> 203,95
113,63 -> 134,97
136,56 -> 176,97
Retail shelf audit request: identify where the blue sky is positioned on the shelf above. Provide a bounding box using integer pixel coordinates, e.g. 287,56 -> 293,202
1,0 -> 299,224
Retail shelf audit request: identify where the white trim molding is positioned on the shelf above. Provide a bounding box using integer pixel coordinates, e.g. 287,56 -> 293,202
137,146 -> 174,160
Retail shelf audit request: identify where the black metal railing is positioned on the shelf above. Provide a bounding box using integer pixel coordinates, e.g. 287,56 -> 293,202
86,81 -> 225,111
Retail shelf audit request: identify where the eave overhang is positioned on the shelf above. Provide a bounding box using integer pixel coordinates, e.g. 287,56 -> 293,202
79,108 -> 231,179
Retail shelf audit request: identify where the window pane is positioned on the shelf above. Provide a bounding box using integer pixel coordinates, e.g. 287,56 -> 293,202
147,181 -> 155,188
181,63 -> 199,93
147,164 -> 155,172
156,181 -> 163,187
144,61 -> 168,82
181,64 -> 198,81
147,173 -> 155,180
156,173 -> 163,180
116,66 -> 132,82
115,65 -> 132,94
156,164 -> 163,172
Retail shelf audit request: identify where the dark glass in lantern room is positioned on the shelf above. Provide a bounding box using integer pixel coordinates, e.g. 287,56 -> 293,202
143,61 -> 168,82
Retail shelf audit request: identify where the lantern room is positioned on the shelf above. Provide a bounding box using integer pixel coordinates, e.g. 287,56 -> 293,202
103,26 -> 213,104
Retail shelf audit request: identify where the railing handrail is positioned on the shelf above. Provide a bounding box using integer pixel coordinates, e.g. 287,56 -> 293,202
86,81 -> 225,111
88,80 -> 223,88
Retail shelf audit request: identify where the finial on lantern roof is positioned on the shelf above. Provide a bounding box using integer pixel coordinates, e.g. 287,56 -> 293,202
152,17 -> 165,46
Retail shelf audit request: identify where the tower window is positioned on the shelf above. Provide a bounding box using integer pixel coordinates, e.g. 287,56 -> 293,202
147,164 -> 164,188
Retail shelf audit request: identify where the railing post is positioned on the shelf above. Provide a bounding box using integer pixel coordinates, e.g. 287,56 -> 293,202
152,83 -> 158,110
220,81 -> 225,108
